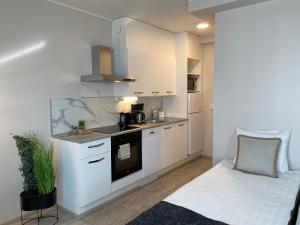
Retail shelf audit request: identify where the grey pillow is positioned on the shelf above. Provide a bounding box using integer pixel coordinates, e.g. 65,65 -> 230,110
234,135 -> 281,178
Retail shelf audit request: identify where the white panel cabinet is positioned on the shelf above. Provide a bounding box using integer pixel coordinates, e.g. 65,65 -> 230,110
163,55 -> 176,95
79,152 -> 111,207
175,122 -> 188,161
161,124 -> 176,169
114,48 -> 176,97
56,138 -> 112,214
142,128 -> 161,177
161,122 -> 188,169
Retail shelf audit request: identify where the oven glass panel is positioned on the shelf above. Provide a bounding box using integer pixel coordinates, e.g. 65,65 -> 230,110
111,131 -> 142,182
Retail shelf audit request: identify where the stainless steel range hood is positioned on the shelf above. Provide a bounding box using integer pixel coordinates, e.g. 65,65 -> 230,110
80,46 -> 135,83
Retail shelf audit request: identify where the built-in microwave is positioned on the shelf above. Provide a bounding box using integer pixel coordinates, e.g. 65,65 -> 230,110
187,74 -> 199,92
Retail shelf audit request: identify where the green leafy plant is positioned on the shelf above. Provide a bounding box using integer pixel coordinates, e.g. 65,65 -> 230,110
78,120 -> 85,130
31,136 -> 56,195
13,134 -> 37,192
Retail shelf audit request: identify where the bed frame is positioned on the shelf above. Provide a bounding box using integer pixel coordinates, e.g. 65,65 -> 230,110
289,189 -> 300,225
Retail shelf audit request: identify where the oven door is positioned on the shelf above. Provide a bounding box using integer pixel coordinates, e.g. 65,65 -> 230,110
111,131 -> 142,182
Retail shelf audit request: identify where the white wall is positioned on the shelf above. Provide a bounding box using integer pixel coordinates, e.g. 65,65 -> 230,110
0,0 -> 111,223
214,0 -> 300,169
202,43 -> 215,157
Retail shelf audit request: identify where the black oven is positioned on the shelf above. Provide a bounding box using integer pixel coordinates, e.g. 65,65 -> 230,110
111,131 -> 142,182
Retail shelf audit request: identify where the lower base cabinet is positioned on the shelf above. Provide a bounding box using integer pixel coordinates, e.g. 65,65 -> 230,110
175,122 -> 188,162
79,152 -> 111,207
161,122 -> 188,169
142,128 -> 161,177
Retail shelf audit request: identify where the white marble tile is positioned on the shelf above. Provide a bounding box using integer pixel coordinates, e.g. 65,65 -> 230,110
50,97 -> 162,135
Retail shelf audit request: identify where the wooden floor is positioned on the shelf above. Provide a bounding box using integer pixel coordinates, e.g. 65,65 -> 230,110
12,156 -> 212,225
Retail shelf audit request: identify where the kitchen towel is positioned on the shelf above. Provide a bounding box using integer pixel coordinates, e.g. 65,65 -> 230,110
118,143 -> 131,160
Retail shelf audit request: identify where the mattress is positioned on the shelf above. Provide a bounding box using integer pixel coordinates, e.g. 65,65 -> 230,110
165,160 -> 300,225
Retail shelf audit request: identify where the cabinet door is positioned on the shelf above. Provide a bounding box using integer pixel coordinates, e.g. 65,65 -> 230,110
188,112 -> 203,154
175,122 -> 188,162
148,52 -> 163,96
142,128 -> 161,177
127,48 -> 150,96
161,125 -> 176,169
162,55 -> 176,95
79,152 -> 111,207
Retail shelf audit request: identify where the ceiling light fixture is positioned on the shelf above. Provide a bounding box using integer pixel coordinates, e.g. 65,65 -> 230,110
196,22 -> 209,29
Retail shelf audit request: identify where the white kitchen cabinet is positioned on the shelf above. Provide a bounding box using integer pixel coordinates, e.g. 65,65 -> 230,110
114,48 -> 176,97
161,121 -> 188,169
175,122 -> 188,162
142,128 -> 161,177
79,151 -> 111,207
163,55 -> 176,95
56,137 -> 112,214
161,124 -> 176,169
148,52 -> 164,96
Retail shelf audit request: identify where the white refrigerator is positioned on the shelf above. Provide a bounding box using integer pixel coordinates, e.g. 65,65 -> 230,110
188,92 -> 203,155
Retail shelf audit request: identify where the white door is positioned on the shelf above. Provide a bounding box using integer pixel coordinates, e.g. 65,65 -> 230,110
175,122 -> 188,162
188,92 -> 202,113
79,152 -> 111,207
142,128 -> 161,177
161,124 -> 176,169
188,112 -> 203,155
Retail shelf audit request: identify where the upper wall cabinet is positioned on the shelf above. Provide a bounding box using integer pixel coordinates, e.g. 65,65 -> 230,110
112,17 -> 175,56
114,48 -> 176,97
186,32 -> 202,60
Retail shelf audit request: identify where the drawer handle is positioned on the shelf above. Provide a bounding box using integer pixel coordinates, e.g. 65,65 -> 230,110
88,158 -> 104,164
166,91 -> 173,94
88,143 -> 104,148
164,127 -> 172,130
152,91 -> 160,94
150,131 -> 154,134
134,91 -> 144,94
178,124 -> 185,127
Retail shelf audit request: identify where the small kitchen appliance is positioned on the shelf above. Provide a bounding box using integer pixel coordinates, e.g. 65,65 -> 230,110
131,103 -> 145,124
187,74 -> 200,92
119,112 -> 132,127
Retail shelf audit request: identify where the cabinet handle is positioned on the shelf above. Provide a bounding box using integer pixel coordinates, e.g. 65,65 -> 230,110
88,158 -> 105,164
134,91 -> 144,94
166,91 -> 173,94
178,123 -> 185,127
88,143 -> 104,148
152,91 -> 160,94
164,127 -> 172,130
150,131 -> 154,134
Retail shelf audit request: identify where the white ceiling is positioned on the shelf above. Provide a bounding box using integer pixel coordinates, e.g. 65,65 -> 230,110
46,0 -> 215,38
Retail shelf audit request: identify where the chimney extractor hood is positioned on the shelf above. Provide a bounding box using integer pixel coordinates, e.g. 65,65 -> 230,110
80,46 -> 135,83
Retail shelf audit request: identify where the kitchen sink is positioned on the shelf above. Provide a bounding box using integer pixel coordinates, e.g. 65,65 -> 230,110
144,120 -> 168,124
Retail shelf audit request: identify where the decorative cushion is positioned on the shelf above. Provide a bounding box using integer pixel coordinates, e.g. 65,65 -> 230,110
234,135 -> 281,178
235,128 -> 291,173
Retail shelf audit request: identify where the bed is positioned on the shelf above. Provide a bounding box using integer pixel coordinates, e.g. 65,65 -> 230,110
126,160 -> 300,225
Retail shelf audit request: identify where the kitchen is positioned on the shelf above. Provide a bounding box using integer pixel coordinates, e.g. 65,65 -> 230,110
0,1 -> 214,224
50,17 -> 214,215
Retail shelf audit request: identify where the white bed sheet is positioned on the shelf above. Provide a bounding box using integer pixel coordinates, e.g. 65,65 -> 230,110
165,160 -> 300,225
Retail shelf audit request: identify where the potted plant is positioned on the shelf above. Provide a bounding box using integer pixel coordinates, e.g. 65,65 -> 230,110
14,134 -> 57,214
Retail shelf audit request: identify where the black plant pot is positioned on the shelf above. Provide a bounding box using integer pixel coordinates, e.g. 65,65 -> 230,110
20,188 -> 57,211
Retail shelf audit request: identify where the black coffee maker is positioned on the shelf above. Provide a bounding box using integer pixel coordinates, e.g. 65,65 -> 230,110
131,103 -> 145,124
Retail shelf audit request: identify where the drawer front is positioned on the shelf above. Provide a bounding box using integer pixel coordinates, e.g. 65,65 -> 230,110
80,138 -> 111,159
79,152 -> 111,207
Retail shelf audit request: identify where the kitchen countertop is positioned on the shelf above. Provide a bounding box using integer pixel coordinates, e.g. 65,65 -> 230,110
52,117 -> 187,144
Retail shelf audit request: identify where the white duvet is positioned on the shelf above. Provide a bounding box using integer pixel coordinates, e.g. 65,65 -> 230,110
165,160 -> 300,225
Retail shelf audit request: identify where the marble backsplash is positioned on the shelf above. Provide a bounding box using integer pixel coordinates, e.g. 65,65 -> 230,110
50,97 -> 162,135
